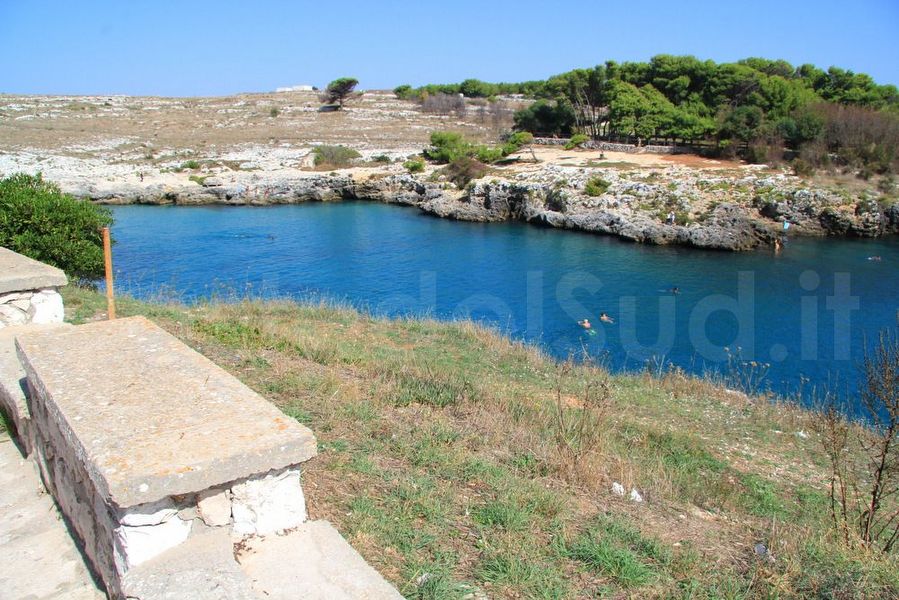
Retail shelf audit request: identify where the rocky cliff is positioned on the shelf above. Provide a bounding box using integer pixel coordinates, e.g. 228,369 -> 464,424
70,170 -> 899,252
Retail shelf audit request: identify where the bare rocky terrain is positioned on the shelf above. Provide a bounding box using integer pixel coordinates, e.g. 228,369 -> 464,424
1,90 -> 897,251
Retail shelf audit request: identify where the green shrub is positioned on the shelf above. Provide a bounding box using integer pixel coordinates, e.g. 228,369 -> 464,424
0,173 -> 113,280
584,177 -> 611,196
180,159 -> 201,170
425,131 -> 523,166
188,175 -> 207,185
564,133 -> 590,150
403,159 -> 425,173
393,84 -> 415,100
443,156 -> 487,188
507,131 -> 534,146
424,132 -> 473,163
372,154 -> 391,163
269,107 -> 280,118
475,145 -> 505,163
312,145 -> 361,168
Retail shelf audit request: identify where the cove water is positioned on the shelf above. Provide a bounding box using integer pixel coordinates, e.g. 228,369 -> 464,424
108,203 -> 899,406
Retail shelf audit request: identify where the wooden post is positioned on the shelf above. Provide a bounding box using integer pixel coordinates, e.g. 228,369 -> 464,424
102,227 -> 116,320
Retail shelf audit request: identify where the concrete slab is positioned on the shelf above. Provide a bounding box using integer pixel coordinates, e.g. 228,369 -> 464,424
121,527 -> 257,600
0,435 -> 107,599
0,323 -> 72,453
0,247 -> 68,294
15,316 -> 317,508
237,520 -> 404,600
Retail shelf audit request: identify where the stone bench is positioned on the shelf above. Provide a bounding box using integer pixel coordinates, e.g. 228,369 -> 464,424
0,323 -> 71,455
0,247 -> 67,328
16,316 -> 318,599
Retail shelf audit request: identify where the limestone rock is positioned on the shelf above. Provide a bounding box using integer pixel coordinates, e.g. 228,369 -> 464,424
231,468 -> 306,536
28,289 -> 64,324
197,488 -> 232,527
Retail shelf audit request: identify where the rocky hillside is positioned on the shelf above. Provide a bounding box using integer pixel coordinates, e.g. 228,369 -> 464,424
2,91 -> 897,251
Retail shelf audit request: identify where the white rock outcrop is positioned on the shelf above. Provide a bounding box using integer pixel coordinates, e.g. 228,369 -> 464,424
231,468 -> 307,536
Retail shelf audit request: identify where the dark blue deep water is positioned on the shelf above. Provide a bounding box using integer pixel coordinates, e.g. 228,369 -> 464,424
108,203 -> 899,404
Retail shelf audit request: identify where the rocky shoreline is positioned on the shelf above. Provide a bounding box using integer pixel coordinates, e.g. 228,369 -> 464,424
69,169 -> 899,252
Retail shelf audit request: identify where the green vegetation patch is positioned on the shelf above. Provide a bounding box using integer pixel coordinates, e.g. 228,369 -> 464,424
0,173 -> 113,280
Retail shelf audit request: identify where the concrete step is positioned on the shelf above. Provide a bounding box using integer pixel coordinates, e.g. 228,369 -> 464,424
237,520 -> 405,600
0,436 -> 107,600
121,528 -> 256,600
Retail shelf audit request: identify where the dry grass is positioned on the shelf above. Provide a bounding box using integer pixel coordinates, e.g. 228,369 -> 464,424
0,91 -> 501,157
62,286 -> 899,598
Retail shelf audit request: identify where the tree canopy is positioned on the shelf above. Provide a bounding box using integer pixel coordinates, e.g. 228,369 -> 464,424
321,77 -> 359,108
398,55 -> 899,173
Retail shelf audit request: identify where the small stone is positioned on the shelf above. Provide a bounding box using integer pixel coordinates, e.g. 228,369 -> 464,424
0,304 -> 28,326
611,482 -> 625,496
197,488 -> 231,527
629,488 -> 644,503
795,430 -> 809,439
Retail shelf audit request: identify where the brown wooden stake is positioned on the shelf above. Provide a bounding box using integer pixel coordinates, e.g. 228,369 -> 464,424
102,227 -> 116,320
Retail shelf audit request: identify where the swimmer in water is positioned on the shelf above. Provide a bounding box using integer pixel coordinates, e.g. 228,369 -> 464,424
670,287 -> 680,295
578,319 -> 592,330
868,256 -> 882,261
599,312 -> 614,324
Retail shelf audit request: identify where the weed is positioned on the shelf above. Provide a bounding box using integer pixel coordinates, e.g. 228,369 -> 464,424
312,145 -> 361,169
584,177 -> 611,196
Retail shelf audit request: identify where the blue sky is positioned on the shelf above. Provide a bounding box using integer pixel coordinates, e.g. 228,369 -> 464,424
2,1 -> 897,96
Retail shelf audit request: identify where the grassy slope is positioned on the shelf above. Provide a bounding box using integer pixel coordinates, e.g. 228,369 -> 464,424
63,287 -> 898,599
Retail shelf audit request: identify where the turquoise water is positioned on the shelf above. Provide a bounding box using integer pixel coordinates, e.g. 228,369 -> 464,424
108,203 -> 899,404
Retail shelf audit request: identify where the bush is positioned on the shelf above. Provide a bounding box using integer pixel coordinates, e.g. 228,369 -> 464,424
269,107 -> 280,118
424,132 -> 473,163
180,160 -> 201,170
507,131 -> 534,146
404,158 -> 425,173
312,145 -> 361,168
443,156 -> 487,188
372,154 -> 391,163
475,146 -> 505,163
564,133 -> 590,150
584,177 -> 611,196
0,173 -> 113,280
425,131 -> 526,166
393,84 -> 414,100
792,158 -> 815,177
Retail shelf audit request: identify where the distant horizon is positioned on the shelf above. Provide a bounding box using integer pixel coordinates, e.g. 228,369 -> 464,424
2,1 -> 898,96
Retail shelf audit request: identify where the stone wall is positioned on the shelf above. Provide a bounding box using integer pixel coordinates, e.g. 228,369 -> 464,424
16,316 -> 318,599
0,288 -> 65,327
0,247 -> 68,328
533,136 -> 692,154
